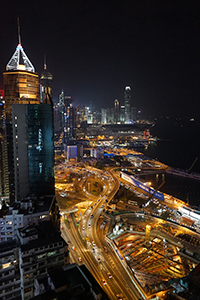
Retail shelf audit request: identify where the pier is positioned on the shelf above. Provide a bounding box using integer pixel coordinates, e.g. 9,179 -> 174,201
166,168 -> 200,181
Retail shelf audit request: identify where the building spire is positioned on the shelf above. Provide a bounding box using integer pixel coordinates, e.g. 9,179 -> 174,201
6,19 -> 35,72
17,17 -> 21,45
44,54 -> 47,70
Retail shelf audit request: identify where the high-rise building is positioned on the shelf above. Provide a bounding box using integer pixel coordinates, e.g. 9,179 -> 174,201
74,105 -> 85,127
114,99 -> 120,124
40,57 -> 53,103
12,103 -> 55,200
85,106 -> 93,124
0,98 -> 9,201
120,105 -> 125,123
101,108 -> 107,124
63,96 -> 75,142
124,86 -> 131,124
55,91 -> 75,139
3,42 -> 40,202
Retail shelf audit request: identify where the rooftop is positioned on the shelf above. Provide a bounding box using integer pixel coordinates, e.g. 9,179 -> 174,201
20,221 -> 65,251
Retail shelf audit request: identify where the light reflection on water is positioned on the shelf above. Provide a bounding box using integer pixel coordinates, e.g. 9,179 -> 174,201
138,173 -> 200,207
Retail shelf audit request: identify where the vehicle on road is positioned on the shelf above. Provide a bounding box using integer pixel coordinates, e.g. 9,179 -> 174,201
78,257 -> 82,262
96,257 -> 101,262
60,192 -> 67,197
101,279 -> 107,285
72,246 -> 76,250
107,272 -> 112,278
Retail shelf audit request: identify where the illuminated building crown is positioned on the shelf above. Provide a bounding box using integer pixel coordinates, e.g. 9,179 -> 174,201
6,43 -> 35,73
6,19 -> 35,72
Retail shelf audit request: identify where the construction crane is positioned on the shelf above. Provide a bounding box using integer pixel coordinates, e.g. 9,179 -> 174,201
188,157 -> 198,173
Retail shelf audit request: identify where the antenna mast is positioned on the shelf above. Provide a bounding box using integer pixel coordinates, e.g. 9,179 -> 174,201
44,54 -> 47,69
17,17 -> 21,45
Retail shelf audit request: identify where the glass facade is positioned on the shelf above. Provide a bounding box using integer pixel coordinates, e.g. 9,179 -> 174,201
27,104 -> 55,196
12,104 -> 54,199
3,70 -> 40,202
3,70 -> 39,119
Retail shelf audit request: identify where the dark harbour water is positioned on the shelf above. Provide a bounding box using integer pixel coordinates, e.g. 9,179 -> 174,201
138,118 -> 200,206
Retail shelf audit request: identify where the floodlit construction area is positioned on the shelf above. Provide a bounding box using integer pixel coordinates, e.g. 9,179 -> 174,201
113,230 -> 196,290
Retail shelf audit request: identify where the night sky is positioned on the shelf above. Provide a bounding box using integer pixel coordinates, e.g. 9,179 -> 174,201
0,1 -> 200,118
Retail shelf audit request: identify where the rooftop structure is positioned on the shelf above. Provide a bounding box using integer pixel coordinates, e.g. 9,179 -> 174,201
6,43 -> 35,72
6,19 -> 35,72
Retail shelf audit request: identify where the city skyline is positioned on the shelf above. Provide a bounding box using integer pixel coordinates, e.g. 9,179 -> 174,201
0,1 -> 200,118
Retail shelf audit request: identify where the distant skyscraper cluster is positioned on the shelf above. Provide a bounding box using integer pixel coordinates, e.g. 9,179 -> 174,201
100,86 -> 137,125
52,85 -> 139,147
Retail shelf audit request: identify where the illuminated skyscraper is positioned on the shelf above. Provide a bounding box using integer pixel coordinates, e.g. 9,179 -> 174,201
40,56 -> 53,103
114,99 -> 120,124
0,98 -> 9,200
12,103 -> 54,200
120,105 -> 125,123
101,108 -> 107,124
64,96 -> 75,142
124,86 -> 131,124
3,38 -> 40,201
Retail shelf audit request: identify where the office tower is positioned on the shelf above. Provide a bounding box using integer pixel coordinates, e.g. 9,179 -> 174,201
101,108 -> 107,124
114,99 -> 120,124
3,41 -> 40,202
59,90 -> 65,106
124,86 -> 131,124
120,105 -> 125,123
85,106 -> 93,124
63,96 -> 75,142
12,102 -> 54,200
40,57 -> 53,103
56,91 -> 75,138
74,105 -> 85,127
0,99 -> 9,200
64,144 -> 83,162
108,108 -> 114,124
54,91 -> 64,134
54,106 -> 60,133
131,106 -> 137,123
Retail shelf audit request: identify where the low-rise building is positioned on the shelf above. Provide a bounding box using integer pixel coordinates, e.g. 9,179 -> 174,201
0,221 -> 69,300
0,196 -> 60,242
0,240 -> 21,300
17,221 -> 68,300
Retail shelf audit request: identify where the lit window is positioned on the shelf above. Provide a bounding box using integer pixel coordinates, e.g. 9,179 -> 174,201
37,253 -> 46,259
15,116 -> 17,120
47,251 -> 56,257
15,124 -> 17,127
16,135 -> 18,139
6,221 -> 12,225
2,262 -> 11,269
40,215 -> 47,219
